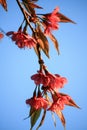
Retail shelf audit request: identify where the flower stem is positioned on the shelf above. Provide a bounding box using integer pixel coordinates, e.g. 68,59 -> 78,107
37,44 -> 44,71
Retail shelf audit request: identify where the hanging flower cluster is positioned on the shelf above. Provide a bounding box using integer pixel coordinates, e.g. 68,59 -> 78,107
26,64 -> 79,129
0,0 -> 79,130
6,29 -> 37,48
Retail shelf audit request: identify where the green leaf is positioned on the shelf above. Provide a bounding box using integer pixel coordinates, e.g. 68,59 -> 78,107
29,107 -> 37,117
23,107 -> 36,120
36,110 -> 46,130
49,33 -> 60,55
30,109 -> 41,129
36,26 -> 50,58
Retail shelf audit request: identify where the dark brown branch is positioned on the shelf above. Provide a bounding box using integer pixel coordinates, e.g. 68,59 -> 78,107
16,0 -> 34,33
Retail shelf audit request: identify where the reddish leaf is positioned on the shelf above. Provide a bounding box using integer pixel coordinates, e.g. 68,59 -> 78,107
23,1 -> 36,16
0,32 -> 4,39
28,2 -> 43,9
49,33 -> 60,55
23,0 -> 42,8
56,110 -> 66,128
67,98 -> 80,108
36,26 -> 50,58
0,0 -> 7,11
22,0 -> 42,16
30,109 -> 41,129
57,12 -> 76,24
60,93 -> 80,108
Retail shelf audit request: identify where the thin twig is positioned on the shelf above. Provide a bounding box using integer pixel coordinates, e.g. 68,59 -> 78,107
16,0 -> 34,33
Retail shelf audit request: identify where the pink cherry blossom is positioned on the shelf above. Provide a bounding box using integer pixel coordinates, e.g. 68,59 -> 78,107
42,7 -> 60,35
6,30 -> 37,48
48,93 -> 71,112
46,72 -> 67,92
31,71 -> 67,92
26,96 -> 49,110
44,7 -> 60,23
31,71 -> 50,86
43,21 -> 58,35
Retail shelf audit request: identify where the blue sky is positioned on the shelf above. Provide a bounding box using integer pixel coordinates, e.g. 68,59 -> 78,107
0,0 -> 87,130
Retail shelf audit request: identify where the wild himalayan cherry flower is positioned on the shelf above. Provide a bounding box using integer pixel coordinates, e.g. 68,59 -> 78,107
0,32 -> 4,39
45,72 -> 67,92
6,30 -> 37,48
42,7 -> 60,35
31,71 -> 50,86
48,93 -> 71,112
26,96 -> 49,110
31,71 -> 67,92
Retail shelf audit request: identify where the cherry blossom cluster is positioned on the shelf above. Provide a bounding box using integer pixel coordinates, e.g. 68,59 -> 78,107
0,0 -> 79,130
26,66 -> 69,110
6,29 -> 37,48
25,62 -> 79,129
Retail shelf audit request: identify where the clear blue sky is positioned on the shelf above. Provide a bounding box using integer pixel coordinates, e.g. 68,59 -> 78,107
0,0 -> 87,130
